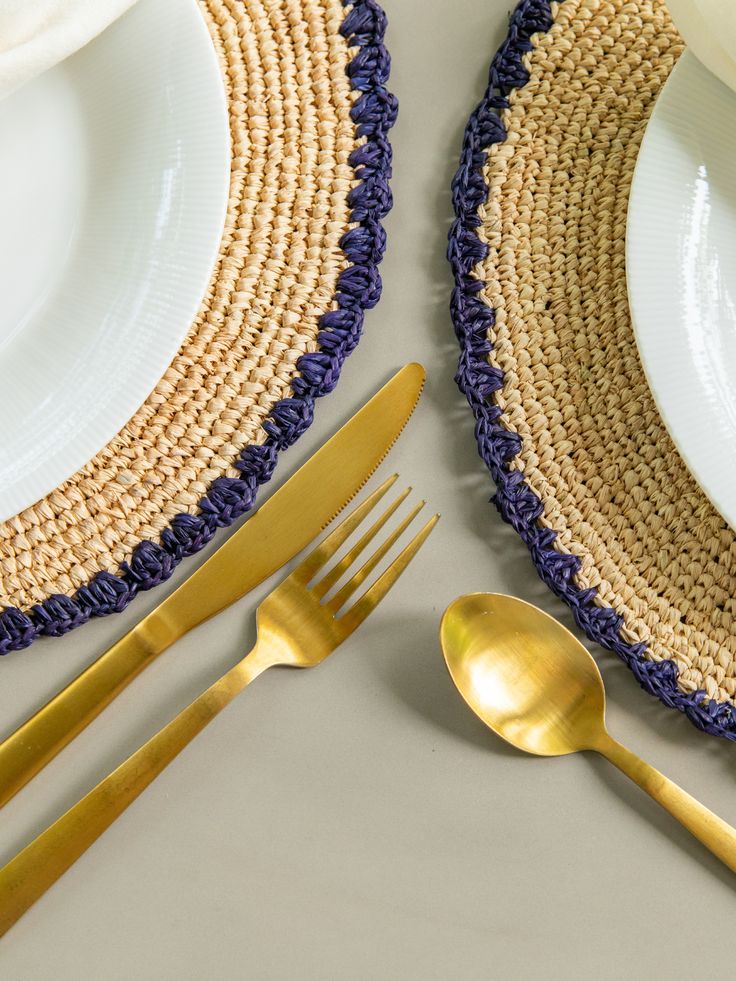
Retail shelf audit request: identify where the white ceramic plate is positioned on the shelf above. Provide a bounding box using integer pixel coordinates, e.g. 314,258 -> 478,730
0,0 -> 229,520
628,49 -> 736,529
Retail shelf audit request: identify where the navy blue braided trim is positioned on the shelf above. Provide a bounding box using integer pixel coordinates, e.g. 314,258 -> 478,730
0,0 -> 397,656
447,0 -> 736,739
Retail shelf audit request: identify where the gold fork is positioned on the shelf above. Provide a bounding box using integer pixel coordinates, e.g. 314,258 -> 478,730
0,475 -> 438,937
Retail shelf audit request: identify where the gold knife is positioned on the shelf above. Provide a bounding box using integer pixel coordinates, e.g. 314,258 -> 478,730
0,363 -> 425,808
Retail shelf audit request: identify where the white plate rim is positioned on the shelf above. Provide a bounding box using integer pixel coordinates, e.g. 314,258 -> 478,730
627,48 -> 736,530
0,0 -> 230,521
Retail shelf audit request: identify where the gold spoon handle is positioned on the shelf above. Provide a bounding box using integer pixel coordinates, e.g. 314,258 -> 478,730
597,733 -> 736,873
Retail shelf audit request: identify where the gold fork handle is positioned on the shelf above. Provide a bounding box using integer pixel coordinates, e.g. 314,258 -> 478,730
0,650 -> 268,939
596,733 -> 736,874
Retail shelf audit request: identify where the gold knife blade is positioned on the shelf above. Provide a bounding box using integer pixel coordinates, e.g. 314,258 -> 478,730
0,363 -> 425,808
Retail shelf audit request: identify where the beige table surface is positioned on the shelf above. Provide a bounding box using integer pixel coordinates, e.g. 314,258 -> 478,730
2,2 -> 735,977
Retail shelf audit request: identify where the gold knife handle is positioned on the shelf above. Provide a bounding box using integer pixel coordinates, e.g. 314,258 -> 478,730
0,611 -> 178,810
0,649 -> 269,939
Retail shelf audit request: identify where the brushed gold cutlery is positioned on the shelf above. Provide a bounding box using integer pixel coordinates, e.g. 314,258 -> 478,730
441,593 -> 736,874
0,477 -> 438,936
5,355 -> 733,940
0,363 -> 425,810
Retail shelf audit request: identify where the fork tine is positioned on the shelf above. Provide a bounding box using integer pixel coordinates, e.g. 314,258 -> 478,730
312,487 -> 412,599
290,473 -> 399,584
337,513 -> 440,635
325,500 -> 426,612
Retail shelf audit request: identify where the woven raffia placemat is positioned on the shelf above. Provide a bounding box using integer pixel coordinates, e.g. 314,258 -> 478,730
0,0 -> 395,653
449,0 -> 736,738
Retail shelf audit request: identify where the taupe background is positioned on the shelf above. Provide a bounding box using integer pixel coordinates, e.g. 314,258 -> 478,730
1,1 -> 734,977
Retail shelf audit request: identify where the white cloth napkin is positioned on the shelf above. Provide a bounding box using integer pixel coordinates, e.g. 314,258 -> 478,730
0,0 -> 140,102
667,0 -> 736,92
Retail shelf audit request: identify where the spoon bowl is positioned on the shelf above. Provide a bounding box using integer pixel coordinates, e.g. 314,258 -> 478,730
440,592 -> 736,875
440,593 -> 606,755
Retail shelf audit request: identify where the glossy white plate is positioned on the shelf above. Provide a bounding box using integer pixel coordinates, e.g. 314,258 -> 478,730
0,0 -> 229,520
628,49 -> 736,529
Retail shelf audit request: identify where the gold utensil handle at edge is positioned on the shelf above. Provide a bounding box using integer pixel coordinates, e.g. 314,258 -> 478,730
597,733 -> 736,874
0,613 -> 177,810
0,648 -> 268,939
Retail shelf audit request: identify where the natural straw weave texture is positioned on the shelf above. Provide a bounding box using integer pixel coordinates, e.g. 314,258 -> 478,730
0,0 -> 395,651
450,0 -> 736,738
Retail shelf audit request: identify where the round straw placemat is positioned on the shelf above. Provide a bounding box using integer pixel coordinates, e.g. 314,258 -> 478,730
449,0 -> 736,739
0,0 -> 395,653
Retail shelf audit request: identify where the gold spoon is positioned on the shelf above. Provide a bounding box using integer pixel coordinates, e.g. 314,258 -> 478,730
440,592 -> 736,874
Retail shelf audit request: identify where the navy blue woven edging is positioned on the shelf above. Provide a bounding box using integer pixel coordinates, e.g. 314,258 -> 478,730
447,0 -> 736,738
0,0 -> 397,656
